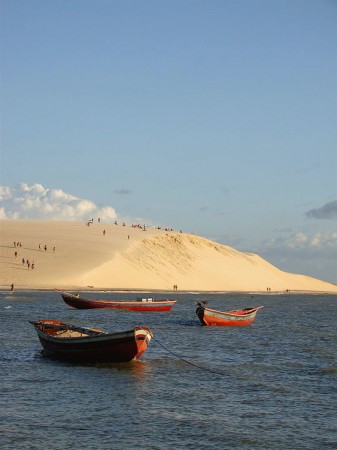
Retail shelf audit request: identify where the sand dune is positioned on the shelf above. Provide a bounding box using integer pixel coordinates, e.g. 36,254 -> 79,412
0,219 -> 336,293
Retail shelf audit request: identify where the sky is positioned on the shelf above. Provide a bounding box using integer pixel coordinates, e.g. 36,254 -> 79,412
1,0 -> 336,282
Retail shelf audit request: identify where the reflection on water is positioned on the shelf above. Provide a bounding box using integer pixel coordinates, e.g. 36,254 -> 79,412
1,291 -> 337,449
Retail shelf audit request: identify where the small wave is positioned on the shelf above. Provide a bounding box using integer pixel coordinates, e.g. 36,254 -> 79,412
318,366 -> 337,375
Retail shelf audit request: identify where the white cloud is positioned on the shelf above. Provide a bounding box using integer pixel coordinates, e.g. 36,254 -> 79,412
261,231 -> 337,252
310,232 -> 337,248
257,231 -> 337,282
0,183 -> 117,223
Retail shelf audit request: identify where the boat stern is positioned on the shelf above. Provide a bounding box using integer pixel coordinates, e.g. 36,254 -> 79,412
134,326 -> 153,359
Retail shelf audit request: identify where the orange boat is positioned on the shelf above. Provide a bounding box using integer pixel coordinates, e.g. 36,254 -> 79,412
30,319 -> 153,362
196,302 -> 263,326
60,291 -> 176,312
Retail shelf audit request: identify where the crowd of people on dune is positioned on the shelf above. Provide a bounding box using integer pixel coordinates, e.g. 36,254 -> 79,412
12,240 -> 57,274
13,241 -> 35,271
9,239 -> 59,291
84,217 -> 179,234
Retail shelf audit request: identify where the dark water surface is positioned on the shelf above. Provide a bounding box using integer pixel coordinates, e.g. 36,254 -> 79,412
1,291 -> 336,449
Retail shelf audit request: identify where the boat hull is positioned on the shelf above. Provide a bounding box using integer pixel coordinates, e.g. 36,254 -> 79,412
61,293 -> 176,312
196,306 -> 263,326
32,320 -> 153,362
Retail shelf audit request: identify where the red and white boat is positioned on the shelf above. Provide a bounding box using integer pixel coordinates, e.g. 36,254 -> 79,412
31,319 -> 153,363
196,302 -> 263,326
60,291 -> 176,312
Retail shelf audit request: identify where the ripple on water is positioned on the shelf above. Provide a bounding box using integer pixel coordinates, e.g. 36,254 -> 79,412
1,292 -> 337,449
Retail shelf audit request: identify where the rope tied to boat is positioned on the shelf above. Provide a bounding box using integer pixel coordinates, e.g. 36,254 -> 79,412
152,336 -> 227,377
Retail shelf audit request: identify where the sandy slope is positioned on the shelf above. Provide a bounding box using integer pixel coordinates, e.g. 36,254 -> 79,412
0,219 -> 336,292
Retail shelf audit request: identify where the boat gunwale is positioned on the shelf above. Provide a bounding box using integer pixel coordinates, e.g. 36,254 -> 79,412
202,306 -> 263,318
32,321 -> 153,344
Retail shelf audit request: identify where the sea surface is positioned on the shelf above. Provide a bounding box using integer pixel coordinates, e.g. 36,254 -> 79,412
0,291 -> 336,450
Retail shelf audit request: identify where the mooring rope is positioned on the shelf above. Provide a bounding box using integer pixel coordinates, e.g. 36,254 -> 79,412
152,336 -> 227,377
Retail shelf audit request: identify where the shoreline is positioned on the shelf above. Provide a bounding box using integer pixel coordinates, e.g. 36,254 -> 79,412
1,286 -> 336,295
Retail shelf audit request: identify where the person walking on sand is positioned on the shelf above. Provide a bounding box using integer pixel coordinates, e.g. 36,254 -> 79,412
10,283 -> 14,291
44,245 -> 47,252
103,229 -> 106,236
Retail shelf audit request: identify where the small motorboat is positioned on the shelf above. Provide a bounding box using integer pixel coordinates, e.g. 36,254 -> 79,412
59,291 -> 176,312
30,319 -> 153,362
196,302 -> 264,326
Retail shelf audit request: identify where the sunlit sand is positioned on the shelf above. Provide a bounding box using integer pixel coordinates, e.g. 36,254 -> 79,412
1,220 -> 336,292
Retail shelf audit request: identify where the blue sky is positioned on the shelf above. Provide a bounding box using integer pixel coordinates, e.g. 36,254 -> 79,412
1,0 -> 336,282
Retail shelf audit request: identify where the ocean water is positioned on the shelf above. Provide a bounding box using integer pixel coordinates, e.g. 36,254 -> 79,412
0,291 -> 336,450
